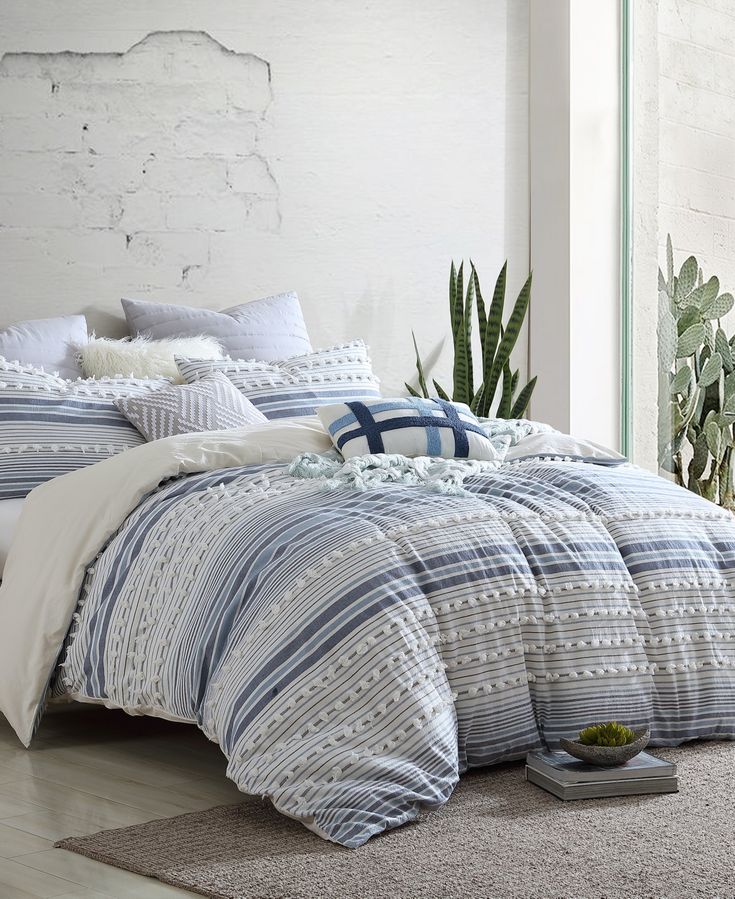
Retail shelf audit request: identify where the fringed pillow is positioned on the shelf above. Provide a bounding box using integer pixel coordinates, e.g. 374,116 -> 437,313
176,340 -> 381,419
0,358 -> 168,499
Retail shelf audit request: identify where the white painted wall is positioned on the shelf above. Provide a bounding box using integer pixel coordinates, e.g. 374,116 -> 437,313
529,0 -> 621,449
528,0 -> 571,431
631,0 -> 660,472
0,1 -> 530,398
659,0 -> 735,293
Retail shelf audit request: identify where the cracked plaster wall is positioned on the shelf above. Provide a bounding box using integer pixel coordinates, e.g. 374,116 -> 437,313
0,4 -> 529,393
0,32 -> 277,336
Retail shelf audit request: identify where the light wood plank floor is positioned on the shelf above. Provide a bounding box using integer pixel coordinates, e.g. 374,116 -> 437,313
0,703 -> 246,898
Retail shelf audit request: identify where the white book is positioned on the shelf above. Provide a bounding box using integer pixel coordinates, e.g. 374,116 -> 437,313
526,766 -> 679,800
526,749 -> 676,784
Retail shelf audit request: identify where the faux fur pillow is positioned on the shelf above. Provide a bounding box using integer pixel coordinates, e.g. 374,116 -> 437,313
78,336 -> 223,383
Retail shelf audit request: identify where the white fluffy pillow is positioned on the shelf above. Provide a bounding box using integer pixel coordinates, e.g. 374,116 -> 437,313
78,335 -> 223,383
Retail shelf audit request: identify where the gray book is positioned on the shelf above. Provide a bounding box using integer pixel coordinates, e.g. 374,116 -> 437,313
526,766 -> 679,800
526,749 -> 676,783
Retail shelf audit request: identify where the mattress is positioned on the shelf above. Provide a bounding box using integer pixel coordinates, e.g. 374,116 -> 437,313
0,498 -> 24,575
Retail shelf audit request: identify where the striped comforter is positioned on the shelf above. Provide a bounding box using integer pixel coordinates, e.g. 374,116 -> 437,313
54,453 -> 735,846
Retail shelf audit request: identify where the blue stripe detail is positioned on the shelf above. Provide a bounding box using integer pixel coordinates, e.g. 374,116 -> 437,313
54,452 -> 735,849
435,399 -> 469,457
346,401 -> 385,453
0,367 -> 167,499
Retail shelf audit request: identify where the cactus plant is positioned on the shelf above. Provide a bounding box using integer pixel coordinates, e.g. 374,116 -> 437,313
659,235 -> 735,508
578,721 -> 637,747
406,260 -> 537,418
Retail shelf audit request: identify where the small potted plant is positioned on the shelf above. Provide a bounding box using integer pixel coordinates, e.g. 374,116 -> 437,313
560,721 -> 650,766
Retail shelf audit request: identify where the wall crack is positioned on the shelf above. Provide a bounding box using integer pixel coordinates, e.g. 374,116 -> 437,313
0,29 -> 280,297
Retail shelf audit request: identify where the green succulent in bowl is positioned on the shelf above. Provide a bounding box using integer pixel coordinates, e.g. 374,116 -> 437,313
578,721 -> 637,747
560,721 -> 650,766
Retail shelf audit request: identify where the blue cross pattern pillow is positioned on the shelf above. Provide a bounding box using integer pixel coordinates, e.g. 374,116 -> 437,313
317,397 -> 500,461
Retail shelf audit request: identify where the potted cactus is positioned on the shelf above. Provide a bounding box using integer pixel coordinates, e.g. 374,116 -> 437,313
659,235 -> 735,508
407,260 -> 536,419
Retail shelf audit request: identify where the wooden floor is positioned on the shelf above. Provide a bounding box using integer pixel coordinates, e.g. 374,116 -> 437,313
0,702 -> 246,898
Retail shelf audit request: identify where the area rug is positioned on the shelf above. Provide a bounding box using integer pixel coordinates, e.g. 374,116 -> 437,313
55,741 -> 735,899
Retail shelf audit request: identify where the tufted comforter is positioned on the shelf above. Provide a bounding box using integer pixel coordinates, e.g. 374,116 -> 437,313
0,418 -> 734,847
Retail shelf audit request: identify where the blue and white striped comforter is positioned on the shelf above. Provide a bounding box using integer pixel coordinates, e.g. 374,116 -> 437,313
56,456 -> 735,846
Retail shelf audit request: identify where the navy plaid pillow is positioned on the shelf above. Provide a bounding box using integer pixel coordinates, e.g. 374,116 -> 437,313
317,397 -> 500,460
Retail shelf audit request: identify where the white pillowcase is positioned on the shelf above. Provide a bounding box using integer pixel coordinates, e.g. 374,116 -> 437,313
78,335 -> 224,383
0,315 -> 88,380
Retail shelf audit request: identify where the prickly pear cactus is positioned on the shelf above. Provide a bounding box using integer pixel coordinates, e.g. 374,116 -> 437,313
658,235 -> 735,509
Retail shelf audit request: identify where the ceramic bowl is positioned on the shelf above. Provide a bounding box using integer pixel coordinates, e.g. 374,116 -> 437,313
559,728 -> 650,766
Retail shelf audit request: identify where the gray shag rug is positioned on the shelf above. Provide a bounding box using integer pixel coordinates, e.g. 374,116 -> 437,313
55,742 -> 735,899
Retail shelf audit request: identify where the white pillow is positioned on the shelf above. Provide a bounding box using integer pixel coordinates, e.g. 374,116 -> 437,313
78,335 -> 223,383
0,315 -> 87,379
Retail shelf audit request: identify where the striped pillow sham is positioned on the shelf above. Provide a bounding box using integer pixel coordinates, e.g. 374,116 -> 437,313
176,340 -> 381,419
317,397 -> 501,460
0,358 -> 169,499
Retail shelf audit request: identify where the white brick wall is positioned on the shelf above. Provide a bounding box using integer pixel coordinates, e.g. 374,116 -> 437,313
658,0 -> 735,293
0,2 -> 530,396
632,0 -> 735,470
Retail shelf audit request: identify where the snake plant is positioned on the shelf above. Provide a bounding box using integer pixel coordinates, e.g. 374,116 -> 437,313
659,235 -> 735,508
407,260 -> 536,418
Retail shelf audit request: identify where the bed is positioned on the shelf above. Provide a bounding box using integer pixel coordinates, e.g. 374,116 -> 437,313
0,497 -> 24,576
1,415 -> 734,847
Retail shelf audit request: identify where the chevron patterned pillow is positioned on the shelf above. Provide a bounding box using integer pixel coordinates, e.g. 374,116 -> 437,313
114,372 -> 266,442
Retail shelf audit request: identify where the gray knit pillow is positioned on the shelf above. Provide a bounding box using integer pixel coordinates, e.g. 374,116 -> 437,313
121,292 -> 311,362
114,372 -> 266,442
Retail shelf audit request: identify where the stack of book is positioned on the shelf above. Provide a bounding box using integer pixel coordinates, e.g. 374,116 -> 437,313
525,749 -> 678,800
